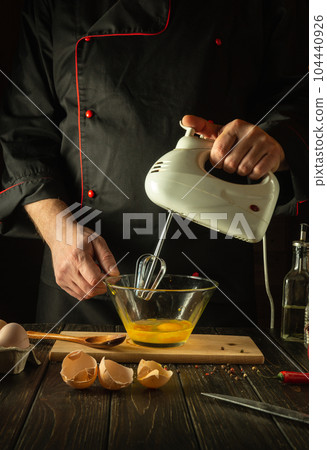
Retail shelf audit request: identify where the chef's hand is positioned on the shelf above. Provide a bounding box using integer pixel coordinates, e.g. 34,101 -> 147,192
50,224 -> 119,300
182,115 -> 288,180
25,199 -> 119,301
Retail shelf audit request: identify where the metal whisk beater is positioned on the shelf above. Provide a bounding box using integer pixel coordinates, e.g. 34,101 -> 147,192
134,210 -> 173,300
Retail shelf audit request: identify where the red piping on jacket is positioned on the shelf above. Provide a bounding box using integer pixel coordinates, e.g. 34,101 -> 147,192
74,0 -> 172,206
0,181 -> 25,195
296,199 -> 308,216
0,177 -> 52,196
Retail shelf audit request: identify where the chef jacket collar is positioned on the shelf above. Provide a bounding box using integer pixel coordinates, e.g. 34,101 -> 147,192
87,0 -> 170,36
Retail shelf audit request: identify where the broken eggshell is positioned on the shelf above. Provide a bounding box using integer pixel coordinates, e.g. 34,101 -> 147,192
60,350 -> 98,389
137,359 -> 173,389
98,358 -> 133,390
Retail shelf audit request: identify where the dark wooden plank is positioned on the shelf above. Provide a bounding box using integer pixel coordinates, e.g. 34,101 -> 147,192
178,363 -> 291,450
243,367 -> 308,450
11,325 -> 118,449
17,321 -> 199,450
2,325 -> 308,450
111,326 -> 199,448
269,330 -> 309,371
180,327 -> 308,449
225,329 -> 309,450
113,323 -> 198,450
108,363 -> 199,450
13,324 -> 114,450
0,323 -> 63,450
15,362 -> 111,450
238,328 -> 309,407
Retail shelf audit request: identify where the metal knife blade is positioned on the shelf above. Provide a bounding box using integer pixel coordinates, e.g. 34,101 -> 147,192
201,393 -> 309,424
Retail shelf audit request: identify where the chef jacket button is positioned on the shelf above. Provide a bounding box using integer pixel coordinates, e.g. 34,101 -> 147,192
84,36 -> 91,42
215,38 -> 222,46
88,189 -> 96,198
85,110 -> 94,118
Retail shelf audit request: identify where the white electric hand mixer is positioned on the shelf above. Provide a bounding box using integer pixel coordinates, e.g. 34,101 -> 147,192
135,122 -> 280,299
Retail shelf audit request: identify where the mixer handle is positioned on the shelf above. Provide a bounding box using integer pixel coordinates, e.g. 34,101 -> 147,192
179,122 -> 277,185
179,121 -> 195,136
259,171 -> 276,185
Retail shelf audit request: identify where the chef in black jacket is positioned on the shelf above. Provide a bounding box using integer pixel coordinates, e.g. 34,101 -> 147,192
0,1 -> 308,325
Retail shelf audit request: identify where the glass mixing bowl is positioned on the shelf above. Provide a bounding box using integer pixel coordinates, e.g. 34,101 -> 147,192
105,274 -> 217,348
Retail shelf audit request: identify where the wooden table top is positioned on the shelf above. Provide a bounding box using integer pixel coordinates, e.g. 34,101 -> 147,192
0,324 -> 309,450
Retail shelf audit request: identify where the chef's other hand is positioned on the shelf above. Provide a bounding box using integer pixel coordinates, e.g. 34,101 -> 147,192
24,199 -> 119,301
182,115 -> 288,180
50,224 -> 119,300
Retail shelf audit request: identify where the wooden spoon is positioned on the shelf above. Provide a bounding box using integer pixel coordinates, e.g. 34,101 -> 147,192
27,331 -> 126,350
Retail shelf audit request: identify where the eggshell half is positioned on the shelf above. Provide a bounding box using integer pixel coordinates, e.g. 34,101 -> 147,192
137,359 -> 173,389
98,358 -> 133,390
0,323 -> 30,349
60,350 -> 98,389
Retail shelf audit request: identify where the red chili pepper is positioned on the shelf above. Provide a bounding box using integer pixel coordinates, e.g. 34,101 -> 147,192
277,371 -> 309,384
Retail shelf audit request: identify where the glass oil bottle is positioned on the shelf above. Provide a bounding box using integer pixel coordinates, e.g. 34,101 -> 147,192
281,224 -> 309,342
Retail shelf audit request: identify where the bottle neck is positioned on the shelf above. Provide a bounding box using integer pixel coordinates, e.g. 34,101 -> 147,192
291,246 -> 309,272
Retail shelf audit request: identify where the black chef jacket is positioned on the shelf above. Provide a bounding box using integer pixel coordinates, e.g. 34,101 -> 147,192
0,0 -> 308,325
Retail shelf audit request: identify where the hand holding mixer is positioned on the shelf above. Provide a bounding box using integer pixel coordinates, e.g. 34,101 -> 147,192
135,122 -> 280,299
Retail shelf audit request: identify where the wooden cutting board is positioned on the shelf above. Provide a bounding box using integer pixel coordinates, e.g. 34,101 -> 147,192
49,332 -> 264,364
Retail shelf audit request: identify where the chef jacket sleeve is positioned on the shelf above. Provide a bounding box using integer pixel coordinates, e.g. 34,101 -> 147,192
0,0 -> 66,237
255,0 -> 308,215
